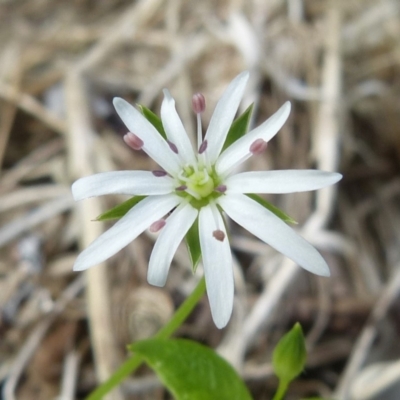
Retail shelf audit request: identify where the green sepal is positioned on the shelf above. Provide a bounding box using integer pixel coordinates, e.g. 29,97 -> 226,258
95,196 -> 146,221
130,338 -> 253,400
222,103 -> 254,151
185,217 -> 201,271
138,104 -> 167,139
272,322 -> 307,384
246,194 -> 297,224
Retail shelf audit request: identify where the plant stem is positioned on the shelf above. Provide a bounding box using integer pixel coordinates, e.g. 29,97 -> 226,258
272,379 -> 289,400
86,276 -> 206,400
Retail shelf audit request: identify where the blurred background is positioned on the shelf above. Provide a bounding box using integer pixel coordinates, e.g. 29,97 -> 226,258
1,0 -> 400,399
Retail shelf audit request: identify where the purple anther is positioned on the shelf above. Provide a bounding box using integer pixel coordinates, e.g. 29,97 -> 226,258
249,138 -> 268,155
124,132 -> 144,150
168,141 -> 179,154
215,184 -> 227,193
192,93 -> 206,114
152,170 -> 167,177
198,140 -> 208,154
175,185 -> 187,191
149,219 -> 166,233
213,230 -> 225,242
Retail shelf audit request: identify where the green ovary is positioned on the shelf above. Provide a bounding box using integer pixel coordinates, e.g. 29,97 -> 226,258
187,171 -> 215,198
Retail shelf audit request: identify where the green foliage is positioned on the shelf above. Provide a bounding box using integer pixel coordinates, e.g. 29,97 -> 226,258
273,323 -> 307,384
95,196 -> 146,221
130,338 -> 253,400
222,103 -> 254,151
185,217 -> 201,271
246,194 -> 297,224
138,104 -> 167,139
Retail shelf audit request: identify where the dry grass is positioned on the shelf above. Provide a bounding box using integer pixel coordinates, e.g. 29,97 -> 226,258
1,0 -> 400,399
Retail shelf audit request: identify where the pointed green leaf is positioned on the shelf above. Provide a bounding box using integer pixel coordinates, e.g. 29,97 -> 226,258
95,196 -> 146,221
222,103 -> 254,151
185,217 -> 201,271
273,323 -> 307,384
138,104 -> 167,139
246,194 -> 297,224
130,339 -> 253,400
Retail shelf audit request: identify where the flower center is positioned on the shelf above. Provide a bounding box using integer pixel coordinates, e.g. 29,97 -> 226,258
186,170 -> 215,198
175,164 -> 223,208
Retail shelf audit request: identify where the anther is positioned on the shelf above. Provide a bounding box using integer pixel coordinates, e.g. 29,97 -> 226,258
198,140 -> 208,154
192,93 -> 206,114
149,219 -> 166,233
124,132 -> 144,150
215,184 -> 227,193
168,141 -> 179,154
175,185 -> 187,191
249,138 -> 268,155
152,170 -> 167,177
213,230 -> 225,242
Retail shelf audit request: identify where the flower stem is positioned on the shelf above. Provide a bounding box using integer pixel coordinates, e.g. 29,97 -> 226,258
272,379 -> 289,400
86,276 -> 206,400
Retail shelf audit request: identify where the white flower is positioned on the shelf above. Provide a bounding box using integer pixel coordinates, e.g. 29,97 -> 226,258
72,71 -> 342,329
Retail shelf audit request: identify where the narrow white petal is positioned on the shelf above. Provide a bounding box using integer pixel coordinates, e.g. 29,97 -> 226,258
161,90 -> 197,166
73,194 -> 180,271
199,204 -> 233,329
225,170 -> 342,194
148,203 -> 198,287
219,194 -> 330,276
204,71 -> 249,164
113,98 -> 181,175
216,101 -> 291,175
72,171 -> 175,200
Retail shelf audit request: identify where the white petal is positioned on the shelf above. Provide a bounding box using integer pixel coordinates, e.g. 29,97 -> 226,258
113,98 -> 181,175
216,101 -> 291,175
72,171 -> 175,200
161,90 -> 197,166
225,170 -> 342,194
204,71 -> 249,164
199,204 -> 233,329
148,203 -> 198,287
218,194 -> 330,276
73,194 -> 180,271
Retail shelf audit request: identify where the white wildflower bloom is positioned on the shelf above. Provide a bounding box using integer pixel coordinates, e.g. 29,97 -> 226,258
72,71 -> 342,328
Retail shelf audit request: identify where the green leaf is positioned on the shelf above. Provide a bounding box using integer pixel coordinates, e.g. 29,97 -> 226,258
138,104 -> 167,139
185,217 -> 201,271
273,323 -> 307,384
246,194 -> 297,224
95,196 -> 146,221
130,338 -> 253,400
222,103 -> 254,151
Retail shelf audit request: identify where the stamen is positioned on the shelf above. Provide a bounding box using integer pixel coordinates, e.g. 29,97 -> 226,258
192,93 -> 206,114
213,230 -> 225,242
210,200 -> 222,232
167,141 -> 179,154
192,93 -> 206,149
196,114 -> 203,149
215,184 -> 227,193
250,138 -> 268,155
175,185 -> 187,191
149,219 -> 166,233
198,140 -> 208,154
152,170 -> 167,177
124,132 -> 143,150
